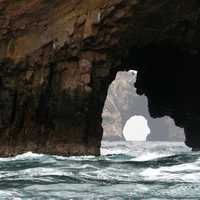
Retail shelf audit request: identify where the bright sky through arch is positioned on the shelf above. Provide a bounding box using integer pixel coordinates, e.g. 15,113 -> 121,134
123,115 -> 150,141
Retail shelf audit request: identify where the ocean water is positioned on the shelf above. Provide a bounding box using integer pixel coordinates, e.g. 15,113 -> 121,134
0,141 -> 200,199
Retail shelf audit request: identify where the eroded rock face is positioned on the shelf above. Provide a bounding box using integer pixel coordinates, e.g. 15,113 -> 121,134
0,0 -> 200,155
102,71 -> 136,141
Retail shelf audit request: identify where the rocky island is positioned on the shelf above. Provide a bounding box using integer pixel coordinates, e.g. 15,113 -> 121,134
0,0 -> 200,156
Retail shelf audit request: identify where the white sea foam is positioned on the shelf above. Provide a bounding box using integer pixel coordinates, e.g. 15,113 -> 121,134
68,164 -> 99,170
0,152 -> 44,162
0,167 -> 74,179
140,162 -> 200,182
21,167 -> 71,177
132,152 -> 172,161
0,191 -> 21,199
100,148 -> 129,155
15,152 -> 44,160
0,152 -> 96,162
54,155 -> 96,161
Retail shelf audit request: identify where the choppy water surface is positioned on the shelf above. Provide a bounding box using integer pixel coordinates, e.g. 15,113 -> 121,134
0,141 -> 200,199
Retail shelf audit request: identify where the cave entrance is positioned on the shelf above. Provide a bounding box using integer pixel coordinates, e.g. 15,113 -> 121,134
96,45 -> 200,154
102,67 -> 185,142
100,45 -> 200,150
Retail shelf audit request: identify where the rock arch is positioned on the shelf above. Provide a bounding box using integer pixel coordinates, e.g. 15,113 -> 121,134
102,71 -> 185,142
0,0 -> 200,155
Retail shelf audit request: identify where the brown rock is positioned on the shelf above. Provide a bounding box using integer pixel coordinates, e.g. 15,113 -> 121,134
79,59 -> 92,74
0,0 -> 199,156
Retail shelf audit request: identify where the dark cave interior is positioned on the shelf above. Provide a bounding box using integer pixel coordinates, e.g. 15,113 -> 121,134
122,46 -> 200,149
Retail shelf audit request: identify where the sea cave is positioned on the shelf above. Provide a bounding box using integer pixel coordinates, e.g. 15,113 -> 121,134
0,0 -> 200,156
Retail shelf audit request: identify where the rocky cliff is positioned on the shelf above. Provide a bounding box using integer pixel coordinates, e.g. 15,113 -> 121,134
102,71 -> 136,141
0,0 -> 200,156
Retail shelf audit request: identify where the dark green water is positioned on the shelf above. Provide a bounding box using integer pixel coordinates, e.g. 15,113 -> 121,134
0,141 -> 200,199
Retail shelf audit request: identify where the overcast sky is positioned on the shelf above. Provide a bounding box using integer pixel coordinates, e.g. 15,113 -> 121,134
123,115 -> 150,141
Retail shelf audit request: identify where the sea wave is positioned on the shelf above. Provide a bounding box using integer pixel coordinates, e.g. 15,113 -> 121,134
100,148 -> 130,156
131,152 -> 173,161
0,152 -> 45,162
0,141 -> 198,199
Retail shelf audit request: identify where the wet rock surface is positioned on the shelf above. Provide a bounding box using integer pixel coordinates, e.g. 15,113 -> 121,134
0,0 -> 200,155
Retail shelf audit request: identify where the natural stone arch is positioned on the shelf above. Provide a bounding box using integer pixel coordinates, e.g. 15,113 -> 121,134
0,0 -> 200,156
102,71 -> 185,142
